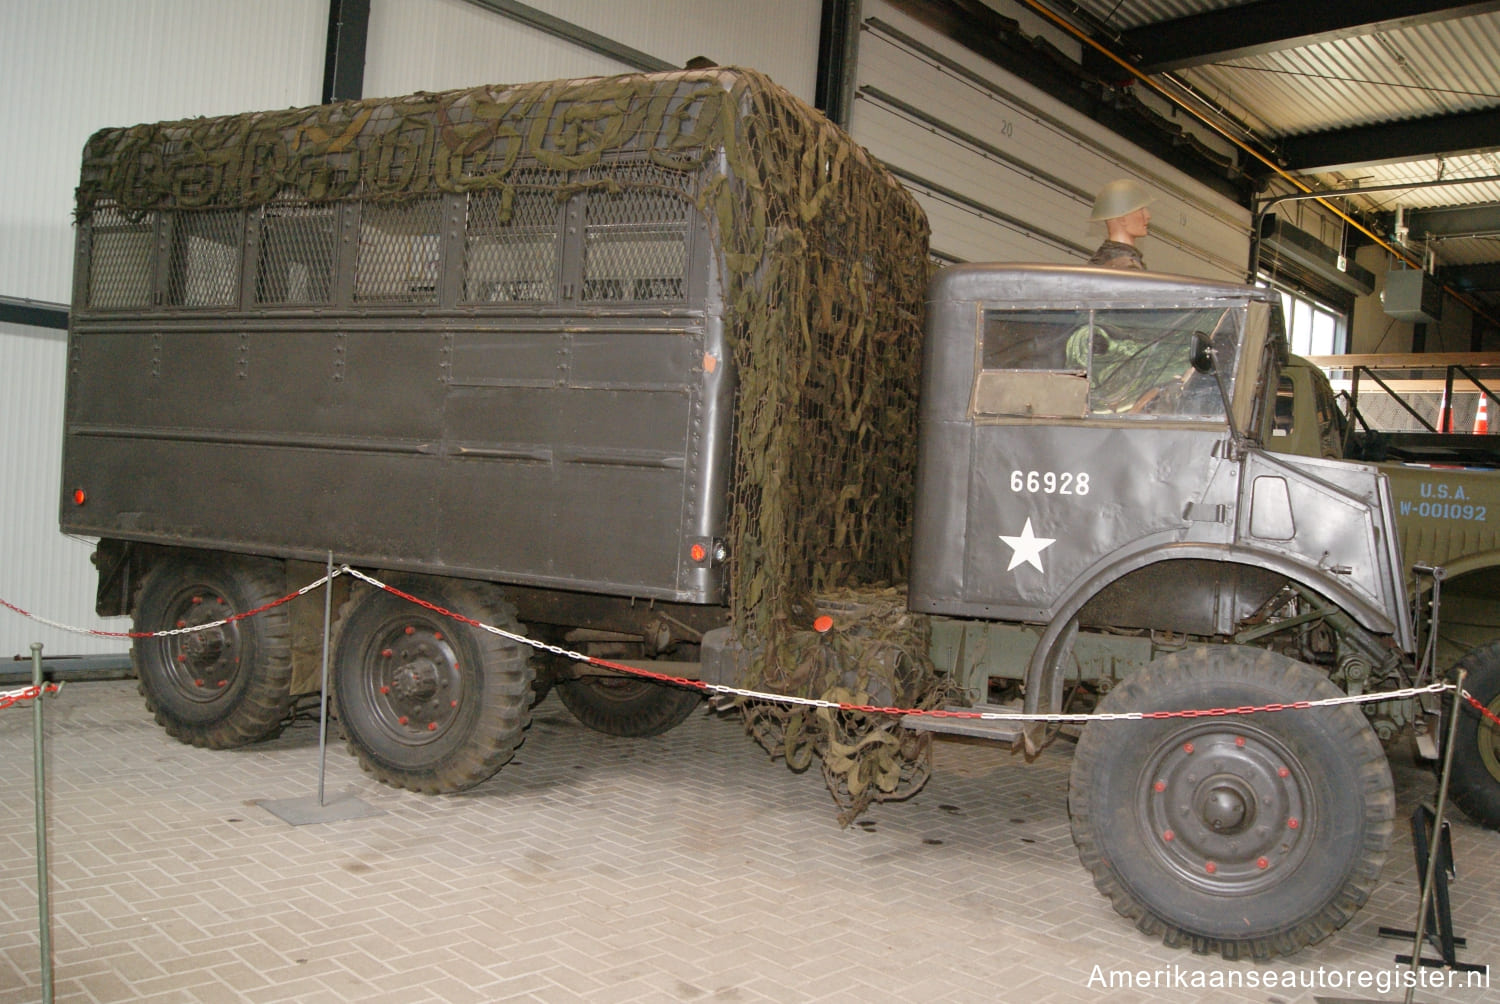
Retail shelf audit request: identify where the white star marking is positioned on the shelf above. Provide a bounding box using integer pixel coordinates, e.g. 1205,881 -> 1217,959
999,518 -> 1056,573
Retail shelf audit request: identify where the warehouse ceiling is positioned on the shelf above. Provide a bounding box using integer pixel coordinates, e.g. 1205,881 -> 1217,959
889,0 -> 1500,325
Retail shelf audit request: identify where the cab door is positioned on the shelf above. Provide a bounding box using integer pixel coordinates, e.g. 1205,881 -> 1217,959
912,293 -> 1251,623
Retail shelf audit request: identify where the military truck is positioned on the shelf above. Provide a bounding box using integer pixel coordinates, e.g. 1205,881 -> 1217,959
1269,355 -> 1500,829
64,68 -> 1430,960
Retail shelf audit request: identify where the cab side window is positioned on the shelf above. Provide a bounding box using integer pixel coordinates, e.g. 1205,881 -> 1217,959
974,310 -> 1088,419
975,306 -> 1238,420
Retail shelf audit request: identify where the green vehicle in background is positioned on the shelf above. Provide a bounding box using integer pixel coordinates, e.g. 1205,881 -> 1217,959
1270,355 -> 1500,828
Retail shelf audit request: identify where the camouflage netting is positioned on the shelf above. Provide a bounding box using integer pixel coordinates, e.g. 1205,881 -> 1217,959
76,68 -> 938,819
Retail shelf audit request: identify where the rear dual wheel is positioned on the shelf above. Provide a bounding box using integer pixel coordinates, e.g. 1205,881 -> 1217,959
556,675 -> 702,737
333,577 -> 533,793
132,553 -> 295,748
1069,647 -> 1394,959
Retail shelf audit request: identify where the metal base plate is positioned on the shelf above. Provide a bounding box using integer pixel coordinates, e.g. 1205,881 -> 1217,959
257,793 -> 383,826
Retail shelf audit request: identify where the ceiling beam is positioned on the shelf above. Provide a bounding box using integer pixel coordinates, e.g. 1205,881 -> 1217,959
1276,106 -> 1500,173
1112,1 -> 1500,73
1391,203 -> 1500,239
1440,262 -> 1500,292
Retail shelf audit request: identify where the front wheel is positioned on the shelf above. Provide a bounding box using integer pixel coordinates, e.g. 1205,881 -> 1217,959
1069,647 -> 1394,960
1447,641 -> 1500,829
333,577 -> 533,793
132,553 -> 295,748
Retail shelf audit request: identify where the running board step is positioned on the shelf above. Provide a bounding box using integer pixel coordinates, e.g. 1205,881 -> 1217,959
901,704 -> 1025,745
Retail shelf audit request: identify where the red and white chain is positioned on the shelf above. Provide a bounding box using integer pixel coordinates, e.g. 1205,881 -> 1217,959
4,565 -> 1496,727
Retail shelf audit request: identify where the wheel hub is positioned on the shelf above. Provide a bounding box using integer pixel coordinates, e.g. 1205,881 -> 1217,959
1142,725 -> 1311,891
164,595 -> 239,700
1196,776 -> 1254,834
372,624 -> 463,744
182,627 -> 226,667
391,659 -> 440,702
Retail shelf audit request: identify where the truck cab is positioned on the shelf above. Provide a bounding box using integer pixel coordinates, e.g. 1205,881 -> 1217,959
905,264 -> 1416,959
911,265 -> 1410,715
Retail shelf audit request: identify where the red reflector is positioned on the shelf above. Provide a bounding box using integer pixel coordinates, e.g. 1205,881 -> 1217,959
73,489 -> 87,506
813,615 -> 834,633
689,543 -> 708,562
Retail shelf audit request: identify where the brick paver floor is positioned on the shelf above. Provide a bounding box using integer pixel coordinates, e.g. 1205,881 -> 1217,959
2,679 -> 1496,1002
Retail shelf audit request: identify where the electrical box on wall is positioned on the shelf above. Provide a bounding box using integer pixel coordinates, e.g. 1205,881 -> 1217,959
1383,269 -> 1443,324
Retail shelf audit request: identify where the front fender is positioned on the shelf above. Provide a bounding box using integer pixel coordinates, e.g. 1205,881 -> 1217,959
1021,542 -> 1408,726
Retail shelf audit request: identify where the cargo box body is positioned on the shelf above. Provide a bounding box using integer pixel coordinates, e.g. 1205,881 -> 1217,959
63,183 -> 731,604
61,69 -> 930,618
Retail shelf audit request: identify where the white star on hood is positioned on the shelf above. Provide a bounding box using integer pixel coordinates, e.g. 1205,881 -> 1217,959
999,518 -> 1056,573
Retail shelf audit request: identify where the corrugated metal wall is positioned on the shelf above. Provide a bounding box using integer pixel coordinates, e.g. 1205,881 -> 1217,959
364,0 -> 821,102
0,322 -> 124,657
852,0 -> 1251,279
0,0 -> 328,657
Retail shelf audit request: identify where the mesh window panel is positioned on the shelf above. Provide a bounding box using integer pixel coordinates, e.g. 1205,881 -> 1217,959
355,197 -> 442,304
463,180 -> 562,303
582,181 -> 690,303
87,203 -> 155,310
166,210 -> 242,307
255,202 -> 338,305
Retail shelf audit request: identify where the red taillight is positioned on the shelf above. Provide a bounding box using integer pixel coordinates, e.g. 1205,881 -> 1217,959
689,543 -> 708,562
72,489 -> 86,506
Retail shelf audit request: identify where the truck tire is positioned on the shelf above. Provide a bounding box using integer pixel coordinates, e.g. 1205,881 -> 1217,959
1447,641 -> 1500,829
333,577 -> 533,793
132,553 -> 295,749
1068,647 -> 1393,960
556,676 -> 703,737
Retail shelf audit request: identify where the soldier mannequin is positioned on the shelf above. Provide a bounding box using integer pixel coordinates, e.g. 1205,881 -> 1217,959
1087,178 -> 1152,270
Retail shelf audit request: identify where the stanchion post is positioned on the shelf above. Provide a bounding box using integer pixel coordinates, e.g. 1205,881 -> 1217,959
32,642 -> 54,1004
258,559 -> 381,826
317,550 -> 333,807
1404,666 -> 1467,1004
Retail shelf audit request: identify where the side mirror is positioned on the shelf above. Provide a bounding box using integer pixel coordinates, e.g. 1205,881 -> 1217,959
1190,331 -> 1215,373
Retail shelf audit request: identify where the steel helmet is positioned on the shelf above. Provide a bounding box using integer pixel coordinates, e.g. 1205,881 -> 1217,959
1089,178 -> 1153,221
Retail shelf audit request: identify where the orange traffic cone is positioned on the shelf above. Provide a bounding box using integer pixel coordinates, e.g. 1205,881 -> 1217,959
1476,394 -> 1490,434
